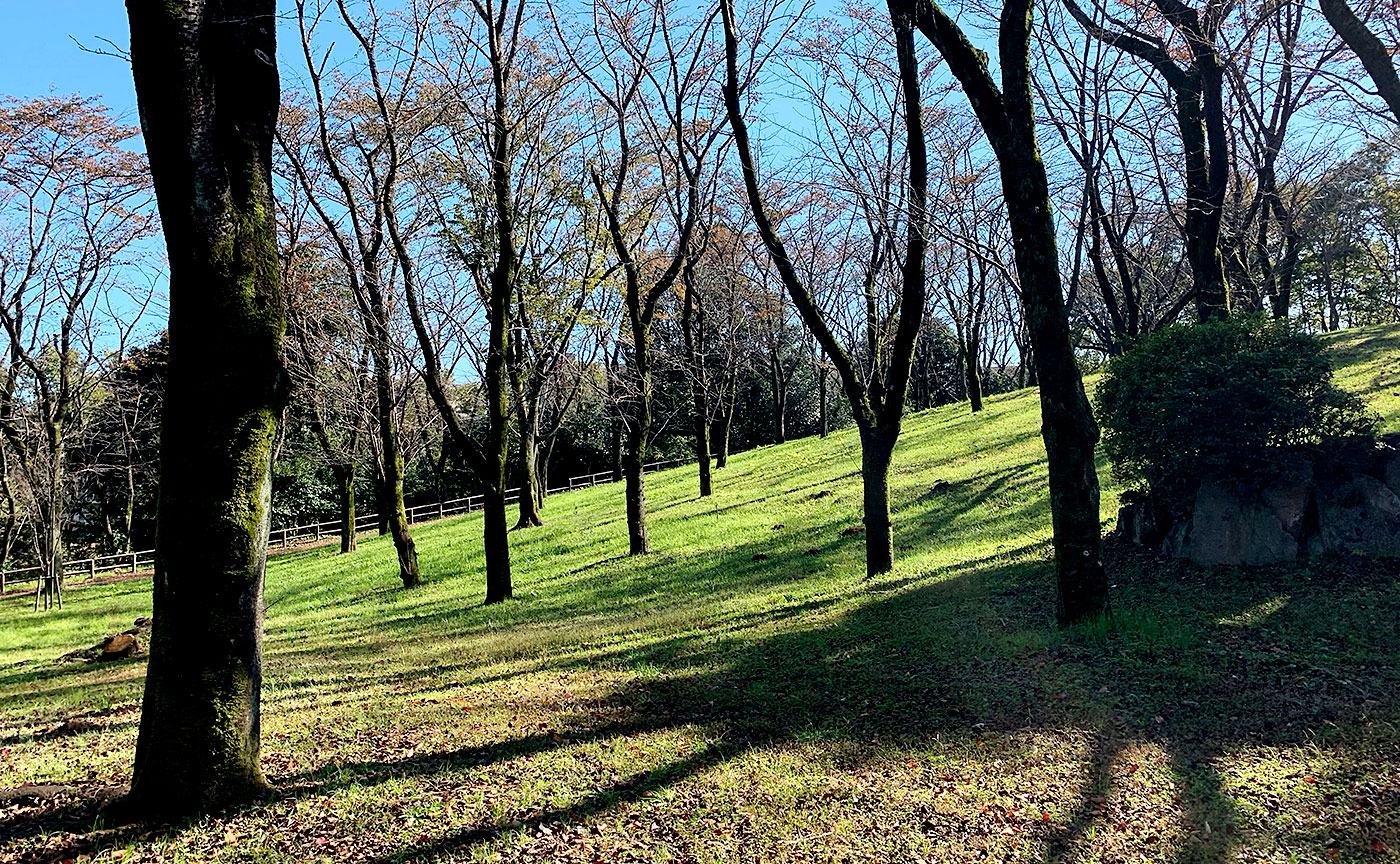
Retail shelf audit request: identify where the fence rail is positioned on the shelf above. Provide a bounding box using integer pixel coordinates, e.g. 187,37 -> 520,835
1,454 -> 697,593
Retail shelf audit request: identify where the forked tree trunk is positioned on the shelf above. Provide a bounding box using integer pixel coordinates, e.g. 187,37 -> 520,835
712,414 -> 731,468
119,0 -> 282,819
338,463 -> 357,554
909,0 -> 1107,624
371,353 -> 420,588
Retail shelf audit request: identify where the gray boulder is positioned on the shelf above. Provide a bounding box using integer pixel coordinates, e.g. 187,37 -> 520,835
1311,474 -> 1400,557
1185,480 -> 1303,566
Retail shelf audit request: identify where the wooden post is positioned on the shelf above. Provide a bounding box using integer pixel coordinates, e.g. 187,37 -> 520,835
89,559 -> 97,580
132,552 -> 139,573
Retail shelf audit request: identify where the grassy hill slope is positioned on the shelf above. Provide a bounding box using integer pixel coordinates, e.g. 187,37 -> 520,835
1,324 -> 1398,863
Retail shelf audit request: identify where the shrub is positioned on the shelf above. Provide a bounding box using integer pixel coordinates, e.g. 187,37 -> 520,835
1095,317 -> 1377,506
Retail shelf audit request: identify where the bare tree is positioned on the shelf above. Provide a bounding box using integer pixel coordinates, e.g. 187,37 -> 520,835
278,0 -> 424,587
723,0 -> 930,577
904,0 -> 1110,623
1062,0 -> 1235,320
0,95 -> 155,610
570,0 -> 726,554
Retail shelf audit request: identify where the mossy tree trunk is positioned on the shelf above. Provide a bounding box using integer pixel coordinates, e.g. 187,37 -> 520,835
119,0 -> 283,819
369,333 -> 420,588
515,422 -> 545,528
338,463 -> 357,554
909,0 -> 1109,624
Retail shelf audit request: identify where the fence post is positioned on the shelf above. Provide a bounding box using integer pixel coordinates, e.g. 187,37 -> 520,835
132,552 -> 138,574
88,559 -> 96,580
438,501 -> 444,519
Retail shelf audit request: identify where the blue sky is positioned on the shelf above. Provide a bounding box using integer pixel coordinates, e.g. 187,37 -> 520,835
1,2 -> 142,118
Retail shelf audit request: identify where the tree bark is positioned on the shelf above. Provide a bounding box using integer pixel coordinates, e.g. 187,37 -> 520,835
483,487 -> 512,603
965,328 -> 984,413
119,0 -> 281,819
859,425 -> 896,576
911,0 -> 1109,623
370,343 -> 420,588
515,425 -> 544,528
1320,0 -> 1400,124
338,463 -> 357,554
623,428 -> 649,555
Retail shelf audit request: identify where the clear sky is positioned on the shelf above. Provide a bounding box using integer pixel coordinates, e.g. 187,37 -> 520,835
1,2 -> 142,119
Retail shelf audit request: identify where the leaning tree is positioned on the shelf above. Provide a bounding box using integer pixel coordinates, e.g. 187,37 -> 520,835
722,0 -> 931,577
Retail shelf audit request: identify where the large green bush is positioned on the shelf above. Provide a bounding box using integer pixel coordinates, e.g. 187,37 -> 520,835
1095,318 -> 1377,505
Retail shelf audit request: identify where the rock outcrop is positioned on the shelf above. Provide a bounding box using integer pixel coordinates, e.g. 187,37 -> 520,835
1116,437 -> 1400,566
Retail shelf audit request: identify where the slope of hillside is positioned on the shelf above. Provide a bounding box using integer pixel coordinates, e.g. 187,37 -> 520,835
2,324 -> 1398,863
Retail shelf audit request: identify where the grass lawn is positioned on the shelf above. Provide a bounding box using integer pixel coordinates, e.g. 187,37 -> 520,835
1,325 -> 1398,863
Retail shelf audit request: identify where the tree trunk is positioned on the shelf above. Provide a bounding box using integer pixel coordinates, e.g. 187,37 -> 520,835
370,346 -> 420,588
908,0 -> 1108,624
119,0 -> 281,819
1178,79 -> 1230,320
338,463 -> 357,554
483,487 -> 512,603
965,331 -> 984,413
1320,0 -> 1400,124
610,412 -> 624,481
375,467 -> 389,536
712,413 -> 731,468
1004,153 -> 1108,628
859,424 -> 896,577
35,467 -> 64,611
515,425 -> 544,528
624,423 -> 649,555
694,408 -> 712,497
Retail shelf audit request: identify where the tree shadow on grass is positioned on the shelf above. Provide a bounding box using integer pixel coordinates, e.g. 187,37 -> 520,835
258,550 -> 1396,862
8,483 -> 1399,864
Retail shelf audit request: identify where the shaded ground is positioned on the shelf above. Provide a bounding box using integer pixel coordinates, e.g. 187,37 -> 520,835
0,325 -> 1397,864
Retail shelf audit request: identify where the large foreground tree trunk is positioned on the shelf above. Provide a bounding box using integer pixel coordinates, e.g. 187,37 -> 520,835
119,0 -> 283,819
911,0 -> 1109,624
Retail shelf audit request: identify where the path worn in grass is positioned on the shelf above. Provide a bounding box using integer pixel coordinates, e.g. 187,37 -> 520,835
1,325 -> 1398,863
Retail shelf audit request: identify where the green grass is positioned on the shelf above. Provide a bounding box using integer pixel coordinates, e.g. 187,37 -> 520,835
3,324 -> 1400,863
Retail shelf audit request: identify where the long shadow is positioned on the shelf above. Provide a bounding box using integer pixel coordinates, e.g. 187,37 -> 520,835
15,549 -> 1399,862
9,464 -> 1400,863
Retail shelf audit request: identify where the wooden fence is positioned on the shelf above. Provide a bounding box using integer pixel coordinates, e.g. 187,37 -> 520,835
1,454 -> 693,594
